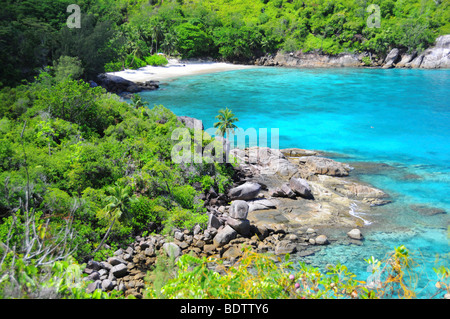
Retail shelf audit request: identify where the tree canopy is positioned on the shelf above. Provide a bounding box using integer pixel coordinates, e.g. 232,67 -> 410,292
1,0 -> 449,87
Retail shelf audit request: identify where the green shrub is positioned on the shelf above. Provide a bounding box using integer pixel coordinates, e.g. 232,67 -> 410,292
104,60 -> 123,72
172,185 -> 197,210
144,54 -> 169,66
147,246 -> 450,299
52,56 -> 84,82
362,56 -> 372,66
129,196 -> 167,232
42,187 -> 73,217
162,206 -> 208,234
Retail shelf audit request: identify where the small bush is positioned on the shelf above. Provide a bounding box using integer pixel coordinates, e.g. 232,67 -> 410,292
362,56 -> 372,66
129,196 -> 167,232
162,206 -> 208,233
144,54 -> 169,66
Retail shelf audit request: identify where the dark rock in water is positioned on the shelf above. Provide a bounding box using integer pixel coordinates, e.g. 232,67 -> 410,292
296,248 -> 317,257
137,80 -> 160,90
410,204 -> 447,216
347,229 -> 363,240
400,174 -> 422,180
96,74 -> 159,95
345,161 -> 395,175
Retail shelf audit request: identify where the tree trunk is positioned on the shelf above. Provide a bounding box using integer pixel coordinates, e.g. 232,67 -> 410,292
92,216 -> 116,254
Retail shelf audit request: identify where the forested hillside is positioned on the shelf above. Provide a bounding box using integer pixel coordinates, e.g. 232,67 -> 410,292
1,0 -> 449,87
1,0 -> 449,300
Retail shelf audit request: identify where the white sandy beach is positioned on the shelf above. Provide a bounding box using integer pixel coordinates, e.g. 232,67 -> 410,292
107,58 -> 255,83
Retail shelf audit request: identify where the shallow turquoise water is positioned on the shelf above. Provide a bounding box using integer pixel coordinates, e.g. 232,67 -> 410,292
140,67 -> 449,297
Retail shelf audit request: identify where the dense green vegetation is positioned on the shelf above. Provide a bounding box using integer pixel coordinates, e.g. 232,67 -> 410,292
2,0 -> 449,87
0,70 -> 233,264
1,73 -> 448,301
1,0 -> 449,300
146,245 -> 450,299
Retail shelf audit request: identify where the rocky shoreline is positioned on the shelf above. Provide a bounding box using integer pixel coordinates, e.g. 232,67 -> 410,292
254,35 -> 450,69
83,146 -> 390,298
95,73 -> 161,98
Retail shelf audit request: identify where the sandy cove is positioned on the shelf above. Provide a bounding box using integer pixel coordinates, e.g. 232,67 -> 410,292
107,58 -> 256,83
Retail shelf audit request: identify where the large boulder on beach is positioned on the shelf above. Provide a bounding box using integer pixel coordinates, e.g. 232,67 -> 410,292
419,35 -> 450,69
289,177 -> 314,199
229,200 -> 249,220
383,48 -> 403,69
97,74 -> 142,94
396,52 -> 417,68
226,217 -> 251,236
247,199 -> 277,212
163,242 -> 181,258
213,225 -> 237,247
405,35 -> 450,69
299,156 -> 350,177
275,240 -> 297,255
228,182 -> 261,201
269,184 -> 296,198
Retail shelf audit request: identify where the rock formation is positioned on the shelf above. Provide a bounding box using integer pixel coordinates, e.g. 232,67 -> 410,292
254,34 -> 449,70
84,146 -> 391,298
255,51 -> 361,68
96,74 -> 160,95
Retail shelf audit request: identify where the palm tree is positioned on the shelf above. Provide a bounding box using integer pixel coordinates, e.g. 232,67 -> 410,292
213,107 -> 239,162
93,184 -> 133,254
131,94 -> 149,109
213,107 -> 239,138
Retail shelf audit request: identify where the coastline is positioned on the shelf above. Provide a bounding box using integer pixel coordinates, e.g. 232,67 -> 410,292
83,146 -> 389,298
99,33 -> 449,93
107,58 -> 256,83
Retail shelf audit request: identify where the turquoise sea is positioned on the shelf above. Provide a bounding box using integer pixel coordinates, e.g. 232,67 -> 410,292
139,67 -> 449,297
